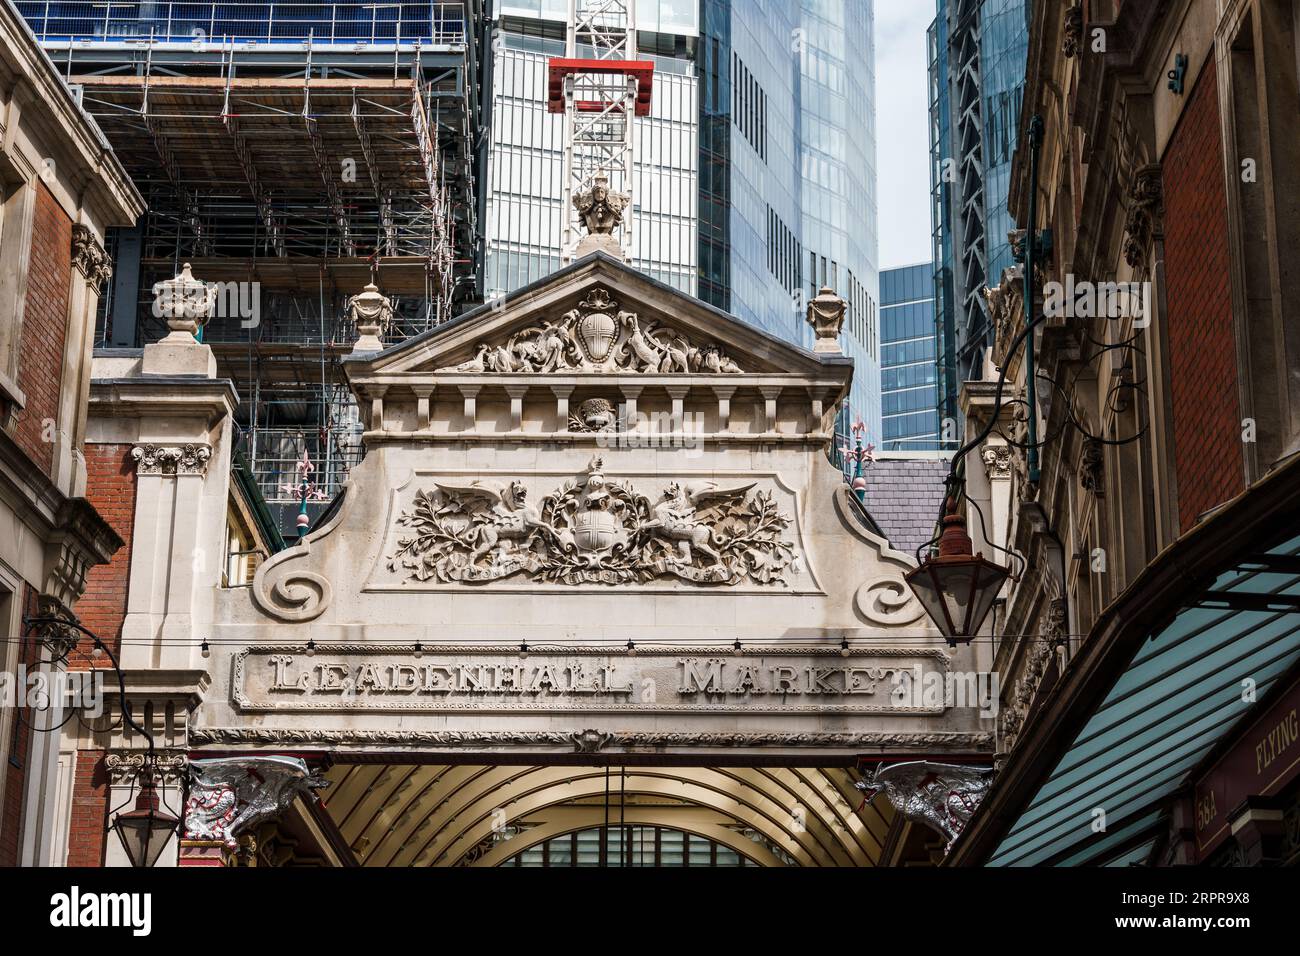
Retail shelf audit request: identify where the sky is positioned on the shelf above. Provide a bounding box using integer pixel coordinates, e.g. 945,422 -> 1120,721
874,1 -> 936,271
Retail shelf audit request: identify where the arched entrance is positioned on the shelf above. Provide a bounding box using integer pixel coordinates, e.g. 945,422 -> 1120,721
321,761 -> 893,867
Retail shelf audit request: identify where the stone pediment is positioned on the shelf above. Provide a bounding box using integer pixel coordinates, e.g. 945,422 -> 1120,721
189,253 -> 990,760
344,253 -> 845,382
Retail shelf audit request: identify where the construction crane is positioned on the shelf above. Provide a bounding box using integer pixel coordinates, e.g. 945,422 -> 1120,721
546,0 -> 655,262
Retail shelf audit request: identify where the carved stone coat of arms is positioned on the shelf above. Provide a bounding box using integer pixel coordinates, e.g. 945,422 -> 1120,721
387,457 -> 796,586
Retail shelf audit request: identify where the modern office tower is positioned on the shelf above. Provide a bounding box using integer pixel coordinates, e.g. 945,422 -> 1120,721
17,2 -> 490,533
880,263 -> 940,451
928,0 -> 1027,428
486,1 -> 880,439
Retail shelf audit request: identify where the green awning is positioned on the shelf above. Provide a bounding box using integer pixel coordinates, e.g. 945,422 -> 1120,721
987,532 -> 1300,866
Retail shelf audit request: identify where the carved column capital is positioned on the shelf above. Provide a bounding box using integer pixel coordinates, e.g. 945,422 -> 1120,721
1062,5 -> 1083,58
981,444 -> 1013,480
105,750 -> 189,786
31,594 -> 79,659
131,443 -> 213,476
1122,163 -> 1164,269
71,224 -> 112,292
1079,437 -> 1105,496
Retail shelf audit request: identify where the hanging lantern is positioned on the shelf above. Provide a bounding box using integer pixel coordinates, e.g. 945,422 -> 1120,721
110,772 -> 179,868
905,497 -> 1009,646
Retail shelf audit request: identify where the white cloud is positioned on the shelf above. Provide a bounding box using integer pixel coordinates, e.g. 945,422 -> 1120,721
874,1 -> 935,270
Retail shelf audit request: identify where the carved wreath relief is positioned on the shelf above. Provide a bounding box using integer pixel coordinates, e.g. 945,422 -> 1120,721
439,287 -> 744,375
387,457 -> 796,586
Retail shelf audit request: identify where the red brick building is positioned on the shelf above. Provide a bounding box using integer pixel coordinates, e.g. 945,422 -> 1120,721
0,1 -> 144,865
951,0 -> 1300,866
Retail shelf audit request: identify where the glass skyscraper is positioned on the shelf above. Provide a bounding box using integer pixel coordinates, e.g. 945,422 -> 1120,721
485,1 -> 880,442
881,263 -> 940,451
928,0 -> 1027,429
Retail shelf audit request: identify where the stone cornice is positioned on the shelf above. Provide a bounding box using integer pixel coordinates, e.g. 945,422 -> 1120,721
0,3 -> 144,224
88,376 -> 239,426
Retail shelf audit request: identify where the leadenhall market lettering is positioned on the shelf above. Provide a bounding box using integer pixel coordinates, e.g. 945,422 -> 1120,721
233,646 -> 953,715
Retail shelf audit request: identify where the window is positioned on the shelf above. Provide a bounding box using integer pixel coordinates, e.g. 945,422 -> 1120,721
765,205 -> 799,294
500,826 -> 762,867
730,55 -> 768,161
0,162 -> 35,409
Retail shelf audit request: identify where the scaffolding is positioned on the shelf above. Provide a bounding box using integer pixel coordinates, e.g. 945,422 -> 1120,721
20,2 -> 487,535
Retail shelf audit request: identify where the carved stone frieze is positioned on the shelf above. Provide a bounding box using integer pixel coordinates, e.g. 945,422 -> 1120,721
999,597 -> 1067,750
190,726 -> 995,749
438,286 -> 744,375
386,457 -> 795,587
131,443 -> 212,476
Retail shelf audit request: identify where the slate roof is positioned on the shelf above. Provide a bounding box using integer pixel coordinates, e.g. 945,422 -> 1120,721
861,457 -> 951,557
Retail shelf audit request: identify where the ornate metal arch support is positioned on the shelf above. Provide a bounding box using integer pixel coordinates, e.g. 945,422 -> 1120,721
180,756 -> 330,866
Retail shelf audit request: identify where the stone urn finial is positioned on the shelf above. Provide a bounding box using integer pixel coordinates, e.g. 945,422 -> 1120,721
807,286 -> 846,354
152,262 -> 216,341
348,282 -> 393,353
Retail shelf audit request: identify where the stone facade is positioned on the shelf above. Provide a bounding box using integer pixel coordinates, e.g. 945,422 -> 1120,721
45,252 -> 997,866
198,256 -> 989,758
958,0 -> 1300,773
0,0 -> 144,866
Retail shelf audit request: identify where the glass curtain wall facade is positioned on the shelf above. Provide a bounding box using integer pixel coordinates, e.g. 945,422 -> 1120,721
486,1 -> 879,441
484,5 -> 699,297
700,0 -> 879,440
881,263 -> 940,451
928,0 -> 1027,430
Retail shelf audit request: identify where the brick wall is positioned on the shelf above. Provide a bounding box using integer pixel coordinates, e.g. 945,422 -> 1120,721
11,181 -> 71,477
56,443 -> 140,865
1162,57 -> 1244,532
65,751 -> 110,867
75,444 -> 138,663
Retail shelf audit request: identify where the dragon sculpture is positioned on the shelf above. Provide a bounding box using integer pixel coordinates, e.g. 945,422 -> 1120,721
855,760 -> 994,852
